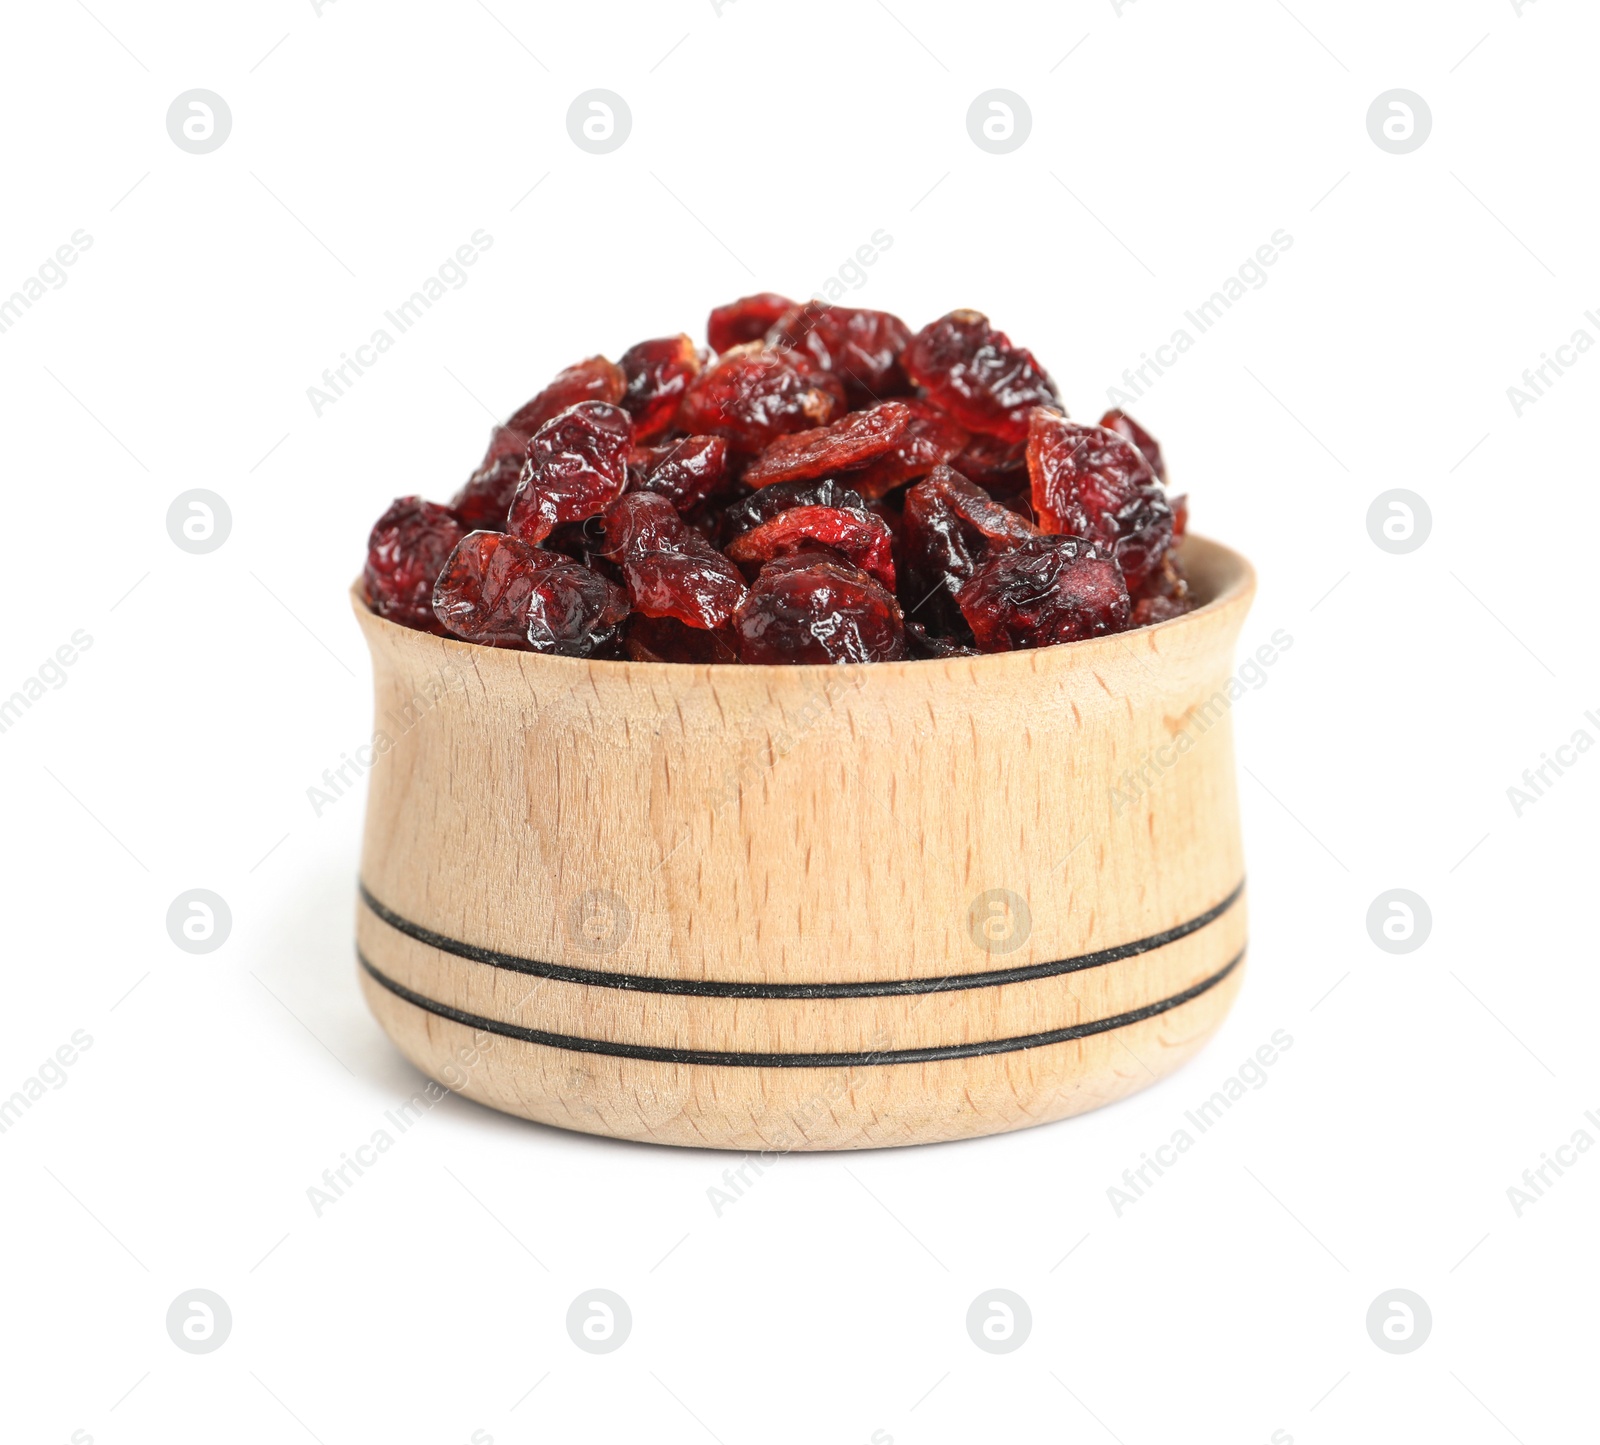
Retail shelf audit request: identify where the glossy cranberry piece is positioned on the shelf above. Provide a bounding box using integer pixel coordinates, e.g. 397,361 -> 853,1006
507,356 -> 625,435
675,345 -> 844,453
1098,407 -> 1167,483
847,400 -> 969,500
707,293 -> 796,353
627,435 -> 730,514
625,613 -> 740,664
903,310 -> 1061,442
735,555 -> 906,665
766,303 -> 914,406
1026,410 -> 1172,591
598,492 -> 747,629
451,427 -> 530,530
721,478 -> 867,538
1130,553 -> 1194,627
432,531 -> 628,655
902,466 -> 1039,627
726,505 -> 896,590
743,401 -> 914,487
507,401 -> 632,545
619,335 -> 701,441
951,431 -> 1027,490
958,536 -> 1130,652
364,497 -> 465,632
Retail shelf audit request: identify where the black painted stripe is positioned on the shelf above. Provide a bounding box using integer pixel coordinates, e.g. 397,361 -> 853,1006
358,948 -> 1244,1068
359,879 -> 1245,1000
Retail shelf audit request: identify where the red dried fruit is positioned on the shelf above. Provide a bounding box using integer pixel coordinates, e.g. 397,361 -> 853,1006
742,401 -> 914,488
365,497 -> 466,632
735,555 -> 906,665
957,537 -> 1130,652
675,344 -> 844,453
905,620 -> 979,659
903,310 -> 1061,442
765,303 -> 913,406
708,293 -> 796,353
951,431 -> 1027,490
507,356 -> 625,435
1130,553 -> 1194,627
625,614 -> 740,664
902,465 -> 1039,628
432,531 -> 629,656
451,427 -> 530,530
619,335 -> 702,441
847,399 -> 970,500
598,492 -> 748,629
1098,408 -> 1167,483
627,435 -> 730,514
726,505 -> 896,590
507,401 -> 632,545
1026,410 -> 1172,591
721,478 -> 867,538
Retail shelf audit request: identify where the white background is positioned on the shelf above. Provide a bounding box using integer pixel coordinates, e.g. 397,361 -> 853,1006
2,0 -> 1596,1441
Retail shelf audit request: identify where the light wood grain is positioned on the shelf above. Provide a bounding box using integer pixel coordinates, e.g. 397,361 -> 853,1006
351,534 -> 1256,1149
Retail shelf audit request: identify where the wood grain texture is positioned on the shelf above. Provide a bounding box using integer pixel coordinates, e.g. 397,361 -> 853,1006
351,534 -> 1256,1149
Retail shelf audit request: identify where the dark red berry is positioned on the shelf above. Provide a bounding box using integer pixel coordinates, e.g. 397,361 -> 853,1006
675,344 -> 844,453
847,399 -> 970,500
742,401 -> 914,488
735,555 -> 906,665
451,426 -> 530,530
507,401 -> 632,545
625,614 -> 740,664
1130,553 -> 1194,627
726,505 -> 897,590
708,293 -> 796,353
365,497 -> 465,632
951,431 -> 1027,490
598,492 -> 748,629
902,465 -> 1038,630
958,536 -> 1130,651
619,335 -> 702,441
765,303 -> 913,406
905,620 -> 979,659
1026,410 -> 1172,591
507,356 -> 625,435
433,531 -> 628,656
903,310 -> 1061,442
627,435 -> 730,514
721,478 -> 867,539
1098,408 -> 1167,483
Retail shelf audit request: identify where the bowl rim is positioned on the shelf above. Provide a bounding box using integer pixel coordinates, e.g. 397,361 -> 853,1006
350,531 -> 1256,677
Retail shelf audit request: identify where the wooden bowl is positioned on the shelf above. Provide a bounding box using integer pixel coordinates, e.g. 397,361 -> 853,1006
353,535 -> 1255,1150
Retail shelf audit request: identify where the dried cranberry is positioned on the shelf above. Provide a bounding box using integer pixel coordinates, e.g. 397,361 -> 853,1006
1171,493 -> 1188,541
507,401 -> 632,545
708,293 -> 796,353
507,356 -> 625,434
726,505 -> 896,590
364,497 -> 465,632
765,303 -> 913,406
951,431 -> 1028,490
735,555 -> 906,665
627,435 -> 730,514
905,620 -> 979,659
1026,410 -> 1172,590
742,401 -> 914,487
433,531 -> 628,655
598,492 -> 747,629
451,427 -> 530,530
1098,408 -> 1167,483
625,614 -> 740,664
721,478 -> 867,538
958,537 -> 1130,652
902,466 -> 1039,629
1130,553 -> 1194,627
903,310 -> 1061,442
847,400 -> 970,500
675,345 -> 844,453
619,335 -> 702,441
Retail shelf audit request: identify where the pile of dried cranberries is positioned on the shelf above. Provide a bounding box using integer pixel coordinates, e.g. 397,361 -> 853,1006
363,298 -> 1194,664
